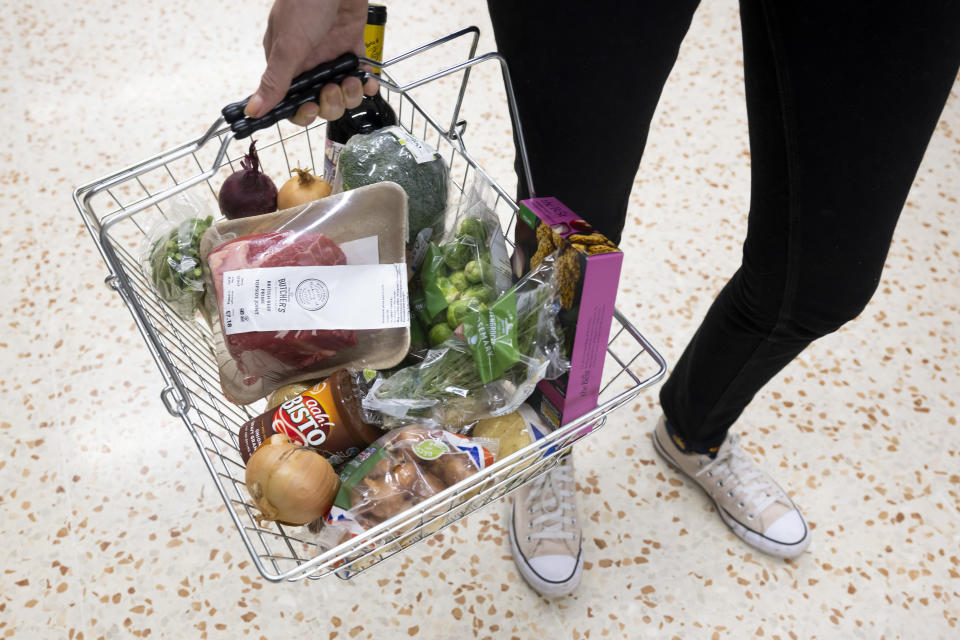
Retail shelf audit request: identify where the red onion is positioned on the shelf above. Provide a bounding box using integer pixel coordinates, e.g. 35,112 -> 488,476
218,140 -> 278,220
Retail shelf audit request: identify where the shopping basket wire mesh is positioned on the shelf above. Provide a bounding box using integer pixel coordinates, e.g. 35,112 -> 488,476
72,28 -> 667,582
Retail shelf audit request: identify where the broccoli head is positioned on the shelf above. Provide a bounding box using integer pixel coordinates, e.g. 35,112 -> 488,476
338,127 -> 449,243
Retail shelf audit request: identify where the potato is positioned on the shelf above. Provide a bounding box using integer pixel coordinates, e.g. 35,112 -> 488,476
417,471 -> 447,499
366,455 -> 396,481
384,425 -> 432,454
389,461 -> 421,492
429,453 -> 478,487
362,476 -> 411,521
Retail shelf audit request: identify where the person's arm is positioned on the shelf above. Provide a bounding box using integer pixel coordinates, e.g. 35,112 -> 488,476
246,0 -> 378,126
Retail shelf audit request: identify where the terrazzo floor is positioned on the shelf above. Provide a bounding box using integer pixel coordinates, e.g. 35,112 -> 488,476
2,0 -> 959,638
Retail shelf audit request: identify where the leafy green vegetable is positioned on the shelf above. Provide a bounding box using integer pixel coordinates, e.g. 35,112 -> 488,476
338,127 -> 449,242
148,215 -> 212,319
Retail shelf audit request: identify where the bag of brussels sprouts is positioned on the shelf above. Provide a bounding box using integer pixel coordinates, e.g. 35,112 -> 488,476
418,177 -> 512,337
364,253 -> 568,432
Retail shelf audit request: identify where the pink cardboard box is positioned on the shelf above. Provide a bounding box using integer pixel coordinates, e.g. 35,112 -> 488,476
516,198 -> 623,430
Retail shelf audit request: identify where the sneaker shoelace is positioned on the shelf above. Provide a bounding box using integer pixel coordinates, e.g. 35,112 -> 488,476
523,463 -> 577,541
694,434 -> 778,520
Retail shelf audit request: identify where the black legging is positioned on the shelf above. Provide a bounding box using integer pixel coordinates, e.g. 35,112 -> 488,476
488,0 -> 960,451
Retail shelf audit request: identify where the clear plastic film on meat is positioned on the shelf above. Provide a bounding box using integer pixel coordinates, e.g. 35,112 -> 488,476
198,182 -> 411,404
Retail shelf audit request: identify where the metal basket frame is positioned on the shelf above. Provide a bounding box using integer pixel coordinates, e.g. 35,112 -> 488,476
72,28 -> 667,582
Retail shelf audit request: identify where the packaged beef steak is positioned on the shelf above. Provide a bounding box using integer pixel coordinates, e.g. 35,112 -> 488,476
200,182 -> 410,404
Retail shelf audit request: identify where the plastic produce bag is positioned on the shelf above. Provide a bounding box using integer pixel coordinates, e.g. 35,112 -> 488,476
141,192 -> 214,320
335,126 -> 449,243
321,424 -> 497,541
199,182 -> 411,404
417,175 -> 513,340
363,253 -> 569,431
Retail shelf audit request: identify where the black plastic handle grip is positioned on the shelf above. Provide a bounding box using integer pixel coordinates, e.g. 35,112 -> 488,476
230,70 -> 364,139
221,52 -> 361,125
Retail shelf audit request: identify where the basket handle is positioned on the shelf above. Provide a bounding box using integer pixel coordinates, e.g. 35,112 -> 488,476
221,52 -> 365,139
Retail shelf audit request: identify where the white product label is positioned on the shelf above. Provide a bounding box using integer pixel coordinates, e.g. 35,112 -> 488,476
222,264 -> 409,335
384,125 -> 438,164
338,235 -> 380,265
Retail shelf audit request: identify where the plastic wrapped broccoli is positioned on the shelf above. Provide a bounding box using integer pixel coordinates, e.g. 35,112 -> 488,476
337,126 -> 448,243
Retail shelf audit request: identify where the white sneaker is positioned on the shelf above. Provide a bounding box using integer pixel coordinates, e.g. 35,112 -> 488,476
508,457 -> 583,597
652,416 -> 811,558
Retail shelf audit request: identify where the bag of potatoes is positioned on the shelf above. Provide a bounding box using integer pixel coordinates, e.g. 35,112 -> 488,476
322,425 -> 497,540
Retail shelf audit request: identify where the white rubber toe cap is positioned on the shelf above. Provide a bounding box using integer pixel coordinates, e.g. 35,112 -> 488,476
527,554 -> 579,583
764,510 -> 808,546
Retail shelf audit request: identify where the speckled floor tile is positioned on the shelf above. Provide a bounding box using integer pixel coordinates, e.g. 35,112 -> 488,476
2,0 -> 958,639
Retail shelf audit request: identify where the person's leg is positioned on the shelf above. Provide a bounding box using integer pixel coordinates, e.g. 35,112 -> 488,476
488,0 -> 701,596
660,0 -> 960,451
487,0 -> 701,244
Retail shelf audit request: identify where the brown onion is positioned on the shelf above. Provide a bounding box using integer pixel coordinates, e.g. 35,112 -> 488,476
265,380 -> 319,408
244,434 -> 339,525
277,168 -> 332,210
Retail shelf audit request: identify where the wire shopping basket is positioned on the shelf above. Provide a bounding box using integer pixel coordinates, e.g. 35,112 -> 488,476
72,28 -> 667,582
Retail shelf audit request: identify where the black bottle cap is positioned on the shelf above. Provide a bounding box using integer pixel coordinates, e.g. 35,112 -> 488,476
367,4 -> 387,26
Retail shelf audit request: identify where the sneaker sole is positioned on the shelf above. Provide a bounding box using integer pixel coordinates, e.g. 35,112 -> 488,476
652,429 -> 811,559
507,502 -> 583,597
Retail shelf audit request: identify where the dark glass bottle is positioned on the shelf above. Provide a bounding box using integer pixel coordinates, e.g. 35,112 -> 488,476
323,4 -> 397,183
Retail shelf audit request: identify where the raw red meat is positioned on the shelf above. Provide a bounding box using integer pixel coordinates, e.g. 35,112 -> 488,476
207,231 -> 358,382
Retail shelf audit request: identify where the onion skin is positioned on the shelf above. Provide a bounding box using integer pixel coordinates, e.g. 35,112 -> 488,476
277,168 -> 332,210
218,140 -> 278,220
244,434 -> 339,525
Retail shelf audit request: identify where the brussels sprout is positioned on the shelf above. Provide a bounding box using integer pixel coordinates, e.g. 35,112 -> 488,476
443,241 -> 472,270
449,270 -> 469,292
463,284 -> 495,304
428,323 -> 454,346
429,310 -> 447,326
447,298 -> 486,329
464,259 -> 493,284
435,276 -> 460,304
457,217 -> 487,243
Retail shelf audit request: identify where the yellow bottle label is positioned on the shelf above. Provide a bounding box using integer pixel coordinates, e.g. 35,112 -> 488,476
364,23 -> 385,74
